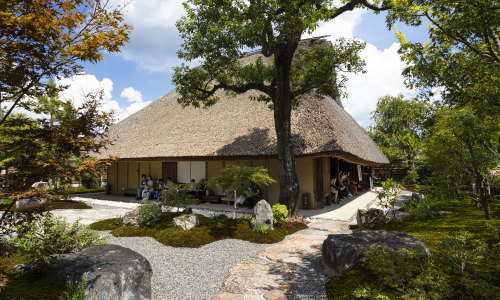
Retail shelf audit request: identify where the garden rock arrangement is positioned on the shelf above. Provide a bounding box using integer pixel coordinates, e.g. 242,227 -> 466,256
321,230 -> 431,277
172,214 -> 199,230
49,244 -> 152,299
123,204 -> 162,227
356,208 -> 385,228
15,197 -> 50,208
252,200 -> 273,230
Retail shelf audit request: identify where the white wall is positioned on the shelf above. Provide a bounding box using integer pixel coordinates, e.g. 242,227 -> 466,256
177,161 -> 206,183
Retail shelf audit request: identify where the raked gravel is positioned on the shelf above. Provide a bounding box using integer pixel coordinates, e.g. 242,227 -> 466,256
100,231 -> 272,300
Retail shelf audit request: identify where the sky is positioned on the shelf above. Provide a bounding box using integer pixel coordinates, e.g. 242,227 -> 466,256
50,0 -> 430,126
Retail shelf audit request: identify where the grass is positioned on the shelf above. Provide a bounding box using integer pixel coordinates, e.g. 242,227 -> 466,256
325,199 -> 500,299
89,212 -> 308,248
0,200 -> 92,212
0,252 -> 66,299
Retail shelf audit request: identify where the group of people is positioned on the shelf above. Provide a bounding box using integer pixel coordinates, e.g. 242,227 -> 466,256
330,171 -> 359,204
135,174 -> 208,201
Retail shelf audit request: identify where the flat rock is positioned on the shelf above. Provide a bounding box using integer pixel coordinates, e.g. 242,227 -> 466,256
247,295 -> 263,300
308,221 -> 351,232
212,292 -> 245,300
322,230 -> 431,277
263,289 -> 287,300
264,252 -> 303,265
301,235 -> 328,242
222,257 -> 295,295
262,245 -> 292,253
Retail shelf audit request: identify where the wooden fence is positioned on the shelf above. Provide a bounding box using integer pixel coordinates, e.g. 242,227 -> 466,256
373,164 -> 408,181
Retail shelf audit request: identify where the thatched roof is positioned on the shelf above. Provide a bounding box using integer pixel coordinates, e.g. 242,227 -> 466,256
96,38 -> 389,166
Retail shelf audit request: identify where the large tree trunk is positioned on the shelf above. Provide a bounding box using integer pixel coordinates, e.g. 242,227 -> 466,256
476,177 -> 493,220
274,42 -> 301,220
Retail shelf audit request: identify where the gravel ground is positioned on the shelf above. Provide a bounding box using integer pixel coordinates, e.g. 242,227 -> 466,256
101,231 -> 272,300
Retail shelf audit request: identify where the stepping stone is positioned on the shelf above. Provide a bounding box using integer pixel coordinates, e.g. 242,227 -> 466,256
301,235 -> 328,242
262,245 -> 292,253
213,292 -> 245,300
221,257 -> 295,295
297,229 -> 330,235
247,295 -> 263,300
263,289 -> 287,300
264,252 -> 303,265
308,221 -> 352,232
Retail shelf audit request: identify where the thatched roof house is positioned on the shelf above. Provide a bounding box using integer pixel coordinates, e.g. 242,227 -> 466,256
98,37 -> 389,208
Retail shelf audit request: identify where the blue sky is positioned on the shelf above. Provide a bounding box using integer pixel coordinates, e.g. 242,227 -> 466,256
57,1 -> 429,126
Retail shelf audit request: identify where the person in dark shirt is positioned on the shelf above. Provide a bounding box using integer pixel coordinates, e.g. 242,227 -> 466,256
247,182 -> 262,209
195,179 -> 207,199
136,174 -> 148,200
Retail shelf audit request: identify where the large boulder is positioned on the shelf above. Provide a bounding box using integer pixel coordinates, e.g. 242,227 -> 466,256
49,244 -> 152,300
412,192 -> 425,203
123,204 -> 162,227
322,230 -> 431,277
356,208 -> 385,228
251,200 -> 273,230
172,214 -> 199,230
16,197 -> 50,209
31,181 -> 49,190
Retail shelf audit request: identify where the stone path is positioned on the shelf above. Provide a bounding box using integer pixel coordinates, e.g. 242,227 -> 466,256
212,220 -> 353,300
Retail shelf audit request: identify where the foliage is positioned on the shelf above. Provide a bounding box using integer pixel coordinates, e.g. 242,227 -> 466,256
423,106 -> 500,219
137,202 -> 161,228
89,212 -> 308,248
272,203 -> 288,224
159,183 -> 199,209
115,214 -> 124,226
172,0 -> 392,217
328,199 -> 500,299
250,220 -> 267,234
400,195 -> 448,221
207,165 -> 275,219
8,213 -> 107,267
0,200 -> 92,212
0,0 -> 132,125
0,268 -> 67,300
387,0 -> 500,114
375,178 -> 403,220
64,272 -> 89,300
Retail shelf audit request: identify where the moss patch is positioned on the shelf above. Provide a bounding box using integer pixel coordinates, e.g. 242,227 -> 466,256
326,200 -> 500,299
0,200 -> 92,212
90,213 -> 308,248
0,252 -> 66,299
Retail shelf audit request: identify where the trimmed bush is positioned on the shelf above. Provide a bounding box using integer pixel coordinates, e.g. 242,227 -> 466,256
272,203 -> 288,224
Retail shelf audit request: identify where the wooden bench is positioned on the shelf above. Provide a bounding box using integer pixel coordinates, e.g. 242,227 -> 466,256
200,195 -> 222,203
123,190 -> 137,197
221,197 -> 235,206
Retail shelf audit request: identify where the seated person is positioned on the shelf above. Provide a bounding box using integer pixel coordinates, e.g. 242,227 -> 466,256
153,179 -> 165,199
141,175 -> 154,200
195,179 -> 207,199
136,174 -> 148,200
339,171 -> 349,198
330,178 -> 339,204
246,182 -> 262,209
164,177 -> 174,191
346,171 -> 358,196
188,179 -> 197,195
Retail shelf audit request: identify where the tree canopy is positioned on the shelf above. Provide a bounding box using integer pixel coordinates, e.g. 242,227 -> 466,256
0,0 -> 133,125
388,0 -> 500,113
173,0 -> 392,217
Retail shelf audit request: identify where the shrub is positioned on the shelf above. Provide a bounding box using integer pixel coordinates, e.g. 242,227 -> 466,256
272,203 -> 288,224
114,214 -> 123,226
64,272 -> 89,300
137,201 -> 161,227
402,194 -> 448,221
159,183 -> 199,210
375,178 -> 403,220
250,220 -> 267,233
9,213 -> 107,267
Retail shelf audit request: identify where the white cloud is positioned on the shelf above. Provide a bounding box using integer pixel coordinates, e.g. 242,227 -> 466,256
120,87 -> 143,103
108,0 -> 187,72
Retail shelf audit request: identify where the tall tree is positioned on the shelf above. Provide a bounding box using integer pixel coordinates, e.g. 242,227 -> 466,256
387,0 -> 500,113
172,0 -> 392,218
0,0 -> 133,125
423,106 -> 500,220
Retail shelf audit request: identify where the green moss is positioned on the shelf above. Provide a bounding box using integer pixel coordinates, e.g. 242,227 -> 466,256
0,252 -> 66,299
89,213 -> 308,248
327,200 -> 500,299
0,200 -> 92,212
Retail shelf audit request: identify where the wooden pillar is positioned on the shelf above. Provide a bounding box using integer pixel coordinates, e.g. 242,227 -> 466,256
335,158 -> 340,185
126,162 -> 129,190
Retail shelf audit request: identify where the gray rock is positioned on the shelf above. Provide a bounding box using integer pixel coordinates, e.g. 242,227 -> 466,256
184,207 -> 193,214
218,214 -> 229,219
412,192 -> 425,203
16,197 -> 49,208
49,244 -> 152,300
123,204 -> 161,227
31,181 -> 49,190
356,208 -> 385,228
172,214 -> 199,230
251,200 -> 273,230
322,230 -> 431,277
